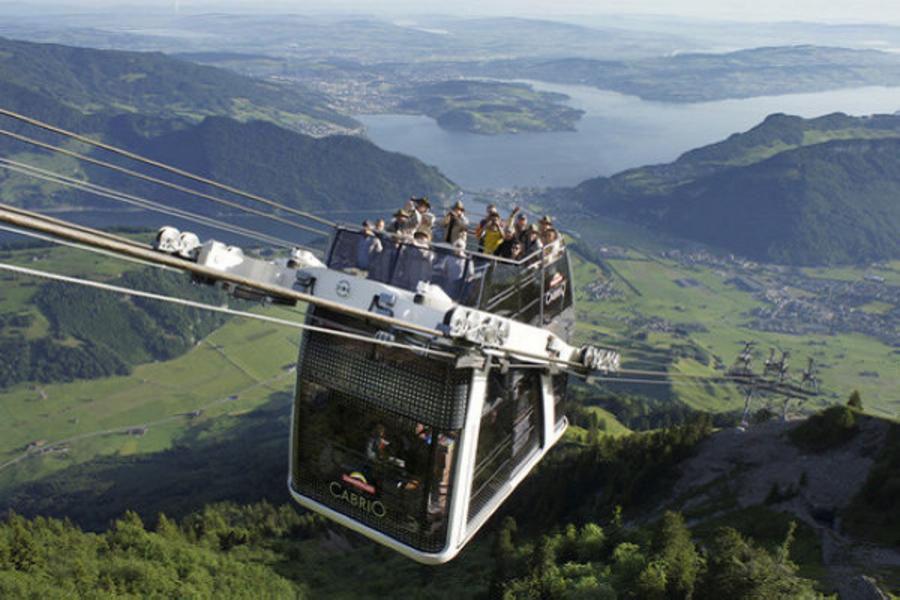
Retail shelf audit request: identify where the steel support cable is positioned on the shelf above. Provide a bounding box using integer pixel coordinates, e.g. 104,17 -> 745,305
0,202 -> 151,251
0,205 -> 445,337
0,224 -> 180,272
0,128 -> 330,238
0,261 -> 455,359
0,158 -> 304,251
0,107 -> 337,228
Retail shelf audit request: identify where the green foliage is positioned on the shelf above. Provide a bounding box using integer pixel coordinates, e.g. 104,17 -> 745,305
0,504 -> 302,599
0,35 -> 355,131
489,510 -> 817,600
399,79 -> 584,134
508,417 -> 714,529
844,422 -> 900,546
697,525 -> 818,599
789,405 -> 859,452
847,390 -> 863,411
0,269 -> 230,389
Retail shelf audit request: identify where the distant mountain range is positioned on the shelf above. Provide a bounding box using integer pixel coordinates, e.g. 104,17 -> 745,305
392,45 -> 900,103
567,112 -> 900,265
0,38 -> 455,216
0,36 -> 357,136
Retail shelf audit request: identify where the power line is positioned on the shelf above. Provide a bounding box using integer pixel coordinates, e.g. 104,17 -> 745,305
0,158 -> 306,251
0,107 -> 337,228
0,261 -> 456,359
0,127 -> 331,238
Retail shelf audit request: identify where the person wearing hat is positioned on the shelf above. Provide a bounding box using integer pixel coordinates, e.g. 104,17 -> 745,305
390,208 -> 412,234
475,204 -> 500,249
522,223 -> 543,258
410,196 -> 435,237
482,213 -> 505,255
513,211 -> 529,243
442,199 -> 469,245
356,220 -> 382,270
538,215 -> 553,235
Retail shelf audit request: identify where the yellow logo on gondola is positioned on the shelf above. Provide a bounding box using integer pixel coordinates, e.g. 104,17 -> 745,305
330,480 -> 386,518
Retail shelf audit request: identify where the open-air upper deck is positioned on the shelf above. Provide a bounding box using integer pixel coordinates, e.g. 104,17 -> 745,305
325,225 -> 573,330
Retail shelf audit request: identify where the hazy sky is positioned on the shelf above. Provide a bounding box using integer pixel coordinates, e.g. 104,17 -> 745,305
10,0 -> 900,24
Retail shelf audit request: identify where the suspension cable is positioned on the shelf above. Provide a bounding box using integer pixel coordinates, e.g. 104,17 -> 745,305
0,158 -> 305,251
0,128 -> 331,238
0,261 -> 455,359
0,107 -> 337,227
0,204 -> 445,337
0,224 -> 180,272
0,202 -> 150,251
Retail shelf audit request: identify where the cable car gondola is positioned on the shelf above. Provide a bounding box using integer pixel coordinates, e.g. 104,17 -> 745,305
281,226 -> 617,563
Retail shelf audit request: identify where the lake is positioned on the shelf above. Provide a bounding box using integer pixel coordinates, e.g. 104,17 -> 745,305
358,83 -> 900,189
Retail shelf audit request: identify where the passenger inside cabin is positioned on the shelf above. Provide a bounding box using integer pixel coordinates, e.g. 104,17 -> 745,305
366,424 -> 391,461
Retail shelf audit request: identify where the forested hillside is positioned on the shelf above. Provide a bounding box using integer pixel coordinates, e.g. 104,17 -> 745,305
0,35 -> 357,134
567,112 -> 900,265
0,264 -> 231,389
6,409 -> 892,597
0,72 -> 456,214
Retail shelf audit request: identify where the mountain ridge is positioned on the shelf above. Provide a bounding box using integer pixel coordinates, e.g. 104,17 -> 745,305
566,112 -> 900,265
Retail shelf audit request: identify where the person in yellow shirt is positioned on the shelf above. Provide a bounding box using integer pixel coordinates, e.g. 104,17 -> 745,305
482,214 -> 505,255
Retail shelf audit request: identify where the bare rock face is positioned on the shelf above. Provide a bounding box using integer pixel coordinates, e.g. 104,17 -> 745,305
837,575 -> 889,600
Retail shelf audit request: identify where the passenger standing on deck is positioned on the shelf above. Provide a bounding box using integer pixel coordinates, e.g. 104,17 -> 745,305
393,230 -> 434,291
522,224 -> 544,258
482,214 -> 505,255
390,208 -> 411,234
512,211 -> 529,243
442,200 -> 469,245
369,233 -> 398,283
437,238 -> 473,299
538,215 -> 553,236
375,218 -> 386,234
475,205 -> 499,250
411,197 -> 435,237
356,220 -> 382,270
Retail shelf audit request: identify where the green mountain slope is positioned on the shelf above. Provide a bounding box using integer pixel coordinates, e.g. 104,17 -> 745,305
0,35 -> 357,135
568,113 -> 900,265
0,82 -> 456,214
